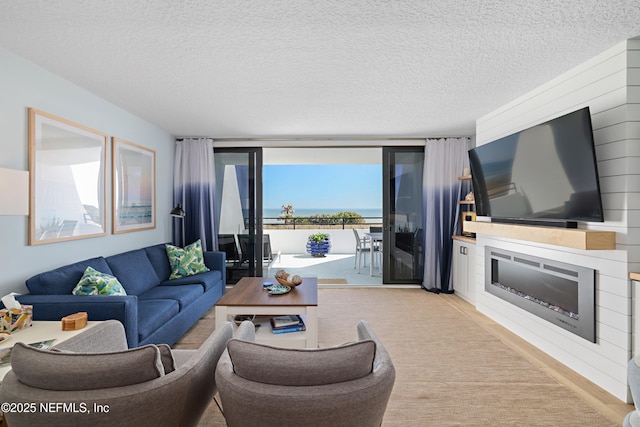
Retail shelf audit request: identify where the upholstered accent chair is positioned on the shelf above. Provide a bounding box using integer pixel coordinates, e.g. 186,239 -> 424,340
625,355 -> 640,426
0,319 -> 233,427
216,319 -> 395,427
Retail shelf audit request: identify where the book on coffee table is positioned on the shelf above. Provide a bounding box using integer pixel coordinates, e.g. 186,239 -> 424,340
270,315 -> 305,334
270,315 -> 303,329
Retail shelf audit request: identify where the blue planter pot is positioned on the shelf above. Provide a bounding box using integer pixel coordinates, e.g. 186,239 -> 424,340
306,239 -> 331,257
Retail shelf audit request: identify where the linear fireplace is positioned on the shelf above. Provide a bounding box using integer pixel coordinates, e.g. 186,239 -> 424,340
485,247 -> 595,342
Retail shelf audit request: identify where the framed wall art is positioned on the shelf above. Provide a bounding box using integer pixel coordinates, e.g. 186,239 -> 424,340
28,108 -> 108,245
112,137 -> 156,233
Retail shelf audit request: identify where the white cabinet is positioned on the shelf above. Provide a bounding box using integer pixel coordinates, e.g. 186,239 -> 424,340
452,238 -> 476,305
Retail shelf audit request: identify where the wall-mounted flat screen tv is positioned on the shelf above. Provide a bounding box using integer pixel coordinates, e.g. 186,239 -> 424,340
469,107 -> 604,227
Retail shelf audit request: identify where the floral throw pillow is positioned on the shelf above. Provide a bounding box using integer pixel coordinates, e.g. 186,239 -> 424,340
166,239 -> 210,280
72,266 -> 127,296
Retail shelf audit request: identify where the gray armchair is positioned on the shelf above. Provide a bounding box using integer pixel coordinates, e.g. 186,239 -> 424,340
0,319 -> 233,427
625,355 -> 640,426
216,319 -> 395,427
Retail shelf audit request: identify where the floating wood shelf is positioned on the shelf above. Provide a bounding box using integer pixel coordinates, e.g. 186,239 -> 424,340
462,221 -> 615,250
452,235 -> 476,244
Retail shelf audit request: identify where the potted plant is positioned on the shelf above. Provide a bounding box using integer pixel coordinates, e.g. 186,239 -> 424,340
306,233 -> 331,257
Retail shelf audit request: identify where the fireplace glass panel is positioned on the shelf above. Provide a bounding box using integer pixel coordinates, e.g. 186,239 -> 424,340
485,246 -> 595,343
491,258 -> 579,317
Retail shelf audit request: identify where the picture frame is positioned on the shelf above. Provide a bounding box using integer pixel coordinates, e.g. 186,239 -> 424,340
112,137 -> 156,233
28,108 -> 108,245
461,211 -> 476,237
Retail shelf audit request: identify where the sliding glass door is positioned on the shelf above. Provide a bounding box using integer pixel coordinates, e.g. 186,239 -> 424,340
214,148 -> 263,284
382,147 -> 424,284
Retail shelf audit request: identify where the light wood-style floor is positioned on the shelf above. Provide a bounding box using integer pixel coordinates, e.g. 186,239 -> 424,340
179,287 -> 633,425
442,294 -> 633,424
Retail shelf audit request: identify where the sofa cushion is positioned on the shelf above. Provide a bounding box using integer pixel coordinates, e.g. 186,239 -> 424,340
25,257 -> 113,295
10,342 -> 164,391
227,339 -> 376,386
72,266 -> 127,296
160,269 -> 223,292
157,343 -> 176,374
145,243 -> 173,281
138,285 -> 203,310
106,249 -> 160,295
166,240 -> 210,279
137,299 -> 180,341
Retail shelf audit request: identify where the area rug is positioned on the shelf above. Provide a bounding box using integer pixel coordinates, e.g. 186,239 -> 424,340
317,278 -> 348,284
175,288 -> 620,426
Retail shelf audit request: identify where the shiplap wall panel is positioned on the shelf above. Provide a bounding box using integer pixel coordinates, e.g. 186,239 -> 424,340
600,175 -> 634,194
599,158 -> 634,181
474,260 -> 628,396
596,138 -> 640,162
473,40 -> 633,401
628,41 -> 640,278
476,47 -> 627,140
473,240 -> 630,399
627,193 -> 640,210
600,322 -> 631,353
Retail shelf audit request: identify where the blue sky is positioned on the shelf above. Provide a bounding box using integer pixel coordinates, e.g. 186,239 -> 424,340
263,164 -> 382,209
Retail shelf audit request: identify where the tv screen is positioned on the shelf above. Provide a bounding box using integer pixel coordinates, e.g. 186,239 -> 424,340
469,107 -> 604,225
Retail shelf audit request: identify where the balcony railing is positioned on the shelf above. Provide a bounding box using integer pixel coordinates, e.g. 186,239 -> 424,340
263,216 -> 383,230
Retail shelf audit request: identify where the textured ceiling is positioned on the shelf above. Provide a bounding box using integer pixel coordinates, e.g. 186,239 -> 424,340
1,1 -> 639,139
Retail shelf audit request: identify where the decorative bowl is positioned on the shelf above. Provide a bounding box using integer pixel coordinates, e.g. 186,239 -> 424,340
267,284 -> 291,295
275,277 -> 302,287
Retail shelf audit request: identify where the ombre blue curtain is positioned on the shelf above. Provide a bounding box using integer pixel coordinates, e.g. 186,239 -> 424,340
173,138 -> 217,251
422,137 -> 470,293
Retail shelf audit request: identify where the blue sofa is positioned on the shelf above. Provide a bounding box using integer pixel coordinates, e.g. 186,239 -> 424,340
15,243 -> 226,348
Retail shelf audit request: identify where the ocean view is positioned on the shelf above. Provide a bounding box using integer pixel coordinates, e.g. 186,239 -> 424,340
264,208 -> 382,223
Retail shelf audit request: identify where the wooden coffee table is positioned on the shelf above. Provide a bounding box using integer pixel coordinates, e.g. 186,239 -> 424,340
215,276 -> 318,348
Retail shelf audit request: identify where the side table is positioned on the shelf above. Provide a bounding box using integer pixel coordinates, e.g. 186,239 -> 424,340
0,321 -> 100,381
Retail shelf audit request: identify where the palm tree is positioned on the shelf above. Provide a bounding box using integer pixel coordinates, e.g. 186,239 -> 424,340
279,204 -> 295,225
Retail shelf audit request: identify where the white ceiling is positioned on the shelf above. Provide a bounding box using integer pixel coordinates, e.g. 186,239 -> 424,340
1,1 -> 639,139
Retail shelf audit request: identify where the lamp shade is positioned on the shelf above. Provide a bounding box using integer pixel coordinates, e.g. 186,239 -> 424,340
170,203 -> 185,217
0,167 -> 29,216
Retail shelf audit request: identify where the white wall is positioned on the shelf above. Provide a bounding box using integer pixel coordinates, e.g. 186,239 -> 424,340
0,47 -> 174,295
266,227 -> 368,254
474,39 -> 639,401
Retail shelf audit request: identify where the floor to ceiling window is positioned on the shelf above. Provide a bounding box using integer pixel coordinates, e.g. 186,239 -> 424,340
382,146 -> 424,284
214,144 -> 424,285
214,148 -> 263,284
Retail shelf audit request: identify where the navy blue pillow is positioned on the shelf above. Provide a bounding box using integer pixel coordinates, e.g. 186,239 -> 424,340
144,244 -> 172,281
106,250 -> 159,296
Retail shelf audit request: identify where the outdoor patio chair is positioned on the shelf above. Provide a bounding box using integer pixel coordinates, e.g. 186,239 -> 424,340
353,229 -> 380,273
238,234 -> 274,267
263,234 -> 273,263
237,234 -> 252,266
368,226 -> 383,251
218,234 -> 241,266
